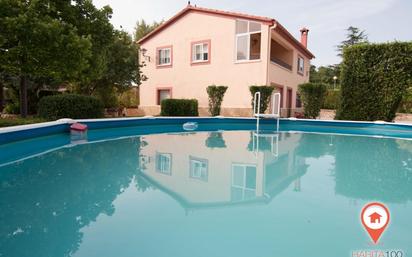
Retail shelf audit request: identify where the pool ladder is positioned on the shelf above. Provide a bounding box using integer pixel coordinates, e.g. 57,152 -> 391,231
252,131 -> 279,157
253,92 -> 281,132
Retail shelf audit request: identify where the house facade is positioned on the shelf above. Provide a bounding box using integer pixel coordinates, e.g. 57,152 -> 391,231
138,4 -> 314,116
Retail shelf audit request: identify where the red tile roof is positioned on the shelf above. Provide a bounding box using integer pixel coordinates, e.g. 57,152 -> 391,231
137,4 -> 314,59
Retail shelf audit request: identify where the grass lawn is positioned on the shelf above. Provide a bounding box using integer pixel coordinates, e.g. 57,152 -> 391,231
0,117 -> 47,128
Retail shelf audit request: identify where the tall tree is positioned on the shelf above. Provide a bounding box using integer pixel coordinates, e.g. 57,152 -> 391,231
68,1 -> 142,99
93,30 -> 142,107
0,0 -> 91,117
67,0 -> 116,95
337,26 -> 368,57
134,19 -> 162,42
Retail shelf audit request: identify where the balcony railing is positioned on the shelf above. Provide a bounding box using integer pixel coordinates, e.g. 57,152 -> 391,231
270,57 -> 292,71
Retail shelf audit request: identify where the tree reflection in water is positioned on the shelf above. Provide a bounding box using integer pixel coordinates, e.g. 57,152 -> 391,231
334,136 -> 412,203
0,137 -> 140,257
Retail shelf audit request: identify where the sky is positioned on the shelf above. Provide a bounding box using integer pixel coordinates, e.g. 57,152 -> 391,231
93,0 -> 412,67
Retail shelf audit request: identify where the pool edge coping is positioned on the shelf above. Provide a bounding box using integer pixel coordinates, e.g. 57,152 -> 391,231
1,116 -> 412,145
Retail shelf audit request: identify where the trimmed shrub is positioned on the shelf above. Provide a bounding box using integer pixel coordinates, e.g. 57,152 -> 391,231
160,99 -> 199,116
322,89 -> 341,110
336,42 -> 412,121
298,83 -> 327,118
206,85 -> 228,116
38,94 -> 104,120
249,85 -> 275,113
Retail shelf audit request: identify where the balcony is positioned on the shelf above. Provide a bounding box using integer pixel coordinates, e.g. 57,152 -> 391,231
270,57 -> 292,70
270,39 -> 293,71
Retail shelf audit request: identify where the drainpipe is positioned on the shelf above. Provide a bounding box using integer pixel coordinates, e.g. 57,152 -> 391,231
266,22 -> 277,86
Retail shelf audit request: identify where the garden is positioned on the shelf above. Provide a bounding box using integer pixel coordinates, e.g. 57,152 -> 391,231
0,0 -> 157,126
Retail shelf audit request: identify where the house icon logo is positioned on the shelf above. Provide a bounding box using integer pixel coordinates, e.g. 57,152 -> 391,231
361,202 -> 390,244
369,212 -> 382,224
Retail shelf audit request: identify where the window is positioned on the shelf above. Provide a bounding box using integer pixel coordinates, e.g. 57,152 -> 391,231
157,47 -> 172,66
297,56 -> 304,74
189,157 -> 208,181
231,164 -> 257,201
235,20 -> 261,61
156,153 -> 172,175
157,88 -> 171,105
192,41 -> 210,63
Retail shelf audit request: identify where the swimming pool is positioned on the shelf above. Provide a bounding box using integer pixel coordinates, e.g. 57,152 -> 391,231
0,118 -> 411,257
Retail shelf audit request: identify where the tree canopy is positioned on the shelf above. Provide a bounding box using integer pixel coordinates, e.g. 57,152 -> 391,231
336,26 -> 368,57
134,19 -> 162,42
0,0 -> 141,116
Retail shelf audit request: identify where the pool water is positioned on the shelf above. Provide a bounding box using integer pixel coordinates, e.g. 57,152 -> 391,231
1,129 -> 412,257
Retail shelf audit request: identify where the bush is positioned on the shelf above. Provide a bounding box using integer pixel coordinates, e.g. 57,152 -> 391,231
38,94 -> 104,120
249,85 -> 275,113
298,83 -> 327,118
4,102 -> 20,114
322,89 -> 341,109
336,42 -> 412,121
160,99 -> 198,116
399,87 -> 412,113
118,88 -> 139,108
94,87 -> 119,108
206,85 -> 228,116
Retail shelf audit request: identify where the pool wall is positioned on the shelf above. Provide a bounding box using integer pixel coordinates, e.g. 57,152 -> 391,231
1,117 -> 412,146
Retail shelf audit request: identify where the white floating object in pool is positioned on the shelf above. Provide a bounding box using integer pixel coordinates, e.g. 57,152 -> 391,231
183,122 -> 198,131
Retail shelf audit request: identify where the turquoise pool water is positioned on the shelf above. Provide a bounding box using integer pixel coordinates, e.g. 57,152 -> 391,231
1,126 -> 412,257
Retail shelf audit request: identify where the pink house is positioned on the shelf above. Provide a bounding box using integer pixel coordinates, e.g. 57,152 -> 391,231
137,4 -> 315,116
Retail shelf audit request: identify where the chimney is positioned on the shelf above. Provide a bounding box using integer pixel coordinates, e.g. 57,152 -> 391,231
300,27 -> 309,48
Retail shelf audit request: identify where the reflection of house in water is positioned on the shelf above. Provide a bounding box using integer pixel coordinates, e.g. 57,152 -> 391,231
138,131 -> 308,210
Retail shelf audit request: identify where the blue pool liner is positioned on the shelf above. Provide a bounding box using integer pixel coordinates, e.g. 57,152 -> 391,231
1,117 -> 412,165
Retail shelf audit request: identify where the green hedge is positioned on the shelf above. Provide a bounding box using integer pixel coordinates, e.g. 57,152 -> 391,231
298,83 -> 327,118
207,85 -> 228,116
38,94 -> 104,120
322,89 -> 341,109
160,99 -> 199,116
336,42 -> 412,121
398,87 -> 412,113
249,85 -> 275,113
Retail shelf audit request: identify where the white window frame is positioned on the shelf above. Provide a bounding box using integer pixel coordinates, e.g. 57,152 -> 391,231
157,47 -> 172,66
231,163 -> 257,200
192,42 -> 209,63
156,152 -> 172,175
297,56 -> 305,74
235,20 -> 262,62
189,156 -> 208,181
